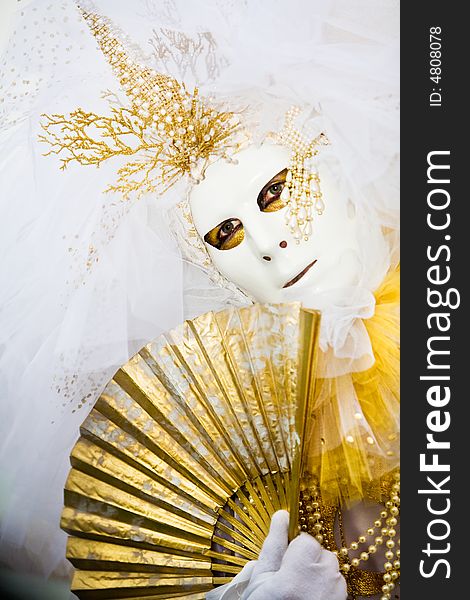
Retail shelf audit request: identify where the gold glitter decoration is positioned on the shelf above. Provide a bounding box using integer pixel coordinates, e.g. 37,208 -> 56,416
39,7 -> 243,198
61,303 -> 321,598
276,106 -> 329,242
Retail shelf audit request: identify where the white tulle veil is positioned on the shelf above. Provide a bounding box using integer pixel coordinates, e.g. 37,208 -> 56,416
0,0 -> 399,579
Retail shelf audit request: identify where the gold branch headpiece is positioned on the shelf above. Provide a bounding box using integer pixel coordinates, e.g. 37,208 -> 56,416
39,6 -> 243,198
40,4 -> 329,244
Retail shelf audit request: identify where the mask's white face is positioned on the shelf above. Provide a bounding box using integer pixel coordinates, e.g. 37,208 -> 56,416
189,144 -> 362,303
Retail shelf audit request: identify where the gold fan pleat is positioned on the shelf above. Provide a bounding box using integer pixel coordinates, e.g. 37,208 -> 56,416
62,303 -> 320,598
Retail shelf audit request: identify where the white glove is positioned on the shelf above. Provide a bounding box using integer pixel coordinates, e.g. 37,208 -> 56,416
206,510 -> 347,600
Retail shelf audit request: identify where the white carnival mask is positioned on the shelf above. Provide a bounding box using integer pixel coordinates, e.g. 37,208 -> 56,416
40,6 -> 376,326
189,144 -> 362,303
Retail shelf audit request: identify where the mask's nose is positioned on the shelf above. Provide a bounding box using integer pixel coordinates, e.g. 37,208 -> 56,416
262,240 -> 288,261
242,205 -> 291,261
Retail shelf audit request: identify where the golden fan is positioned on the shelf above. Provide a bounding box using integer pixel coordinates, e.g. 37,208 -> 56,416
62,303 -> 320,599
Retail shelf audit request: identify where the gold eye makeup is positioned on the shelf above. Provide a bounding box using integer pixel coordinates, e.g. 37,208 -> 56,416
257,168 -> 288,213
204,217 -> 244,250
203,168 -> 288,252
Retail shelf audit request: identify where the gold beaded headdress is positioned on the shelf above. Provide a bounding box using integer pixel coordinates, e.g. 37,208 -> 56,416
276,107 -> 329,243
40,4 -> 328,242
40,6 -> 244,199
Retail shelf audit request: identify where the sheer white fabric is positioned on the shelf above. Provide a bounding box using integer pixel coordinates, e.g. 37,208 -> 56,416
0,0 -> 399,578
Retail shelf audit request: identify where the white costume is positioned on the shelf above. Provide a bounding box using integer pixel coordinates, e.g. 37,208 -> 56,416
0,2 -> 399,596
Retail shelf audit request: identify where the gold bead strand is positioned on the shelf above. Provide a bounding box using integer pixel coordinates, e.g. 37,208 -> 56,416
276,107 -> 329,242
299,479 -> 324,542
380,472 -> 400,600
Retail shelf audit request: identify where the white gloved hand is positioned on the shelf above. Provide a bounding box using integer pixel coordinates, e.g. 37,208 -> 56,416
206,510 -> 347,600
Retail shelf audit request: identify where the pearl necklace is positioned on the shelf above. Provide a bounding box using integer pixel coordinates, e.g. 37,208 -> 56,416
299,470 -> 400,599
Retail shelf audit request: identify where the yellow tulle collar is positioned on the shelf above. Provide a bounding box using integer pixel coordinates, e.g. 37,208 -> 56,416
308,267 -> 400,504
